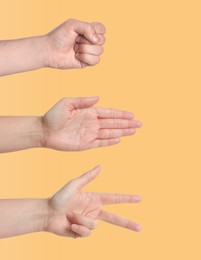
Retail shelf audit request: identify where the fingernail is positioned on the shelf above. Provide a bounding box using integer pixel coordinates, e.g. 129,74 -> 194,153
134,195 -> 142,202
135,120 -> 142,127
135,224 -> 142,232
128,128 -> 136,134
93,35 -> 99,42
91,221 -> 97,229
72,224 -> 78,230
128,113 -> 135,119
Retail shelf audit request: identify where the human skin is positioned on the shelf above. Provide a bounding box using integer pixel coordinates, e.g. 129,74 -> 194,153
0,18 -> 105,76
0,166 -> 142,239
0,96 -> 142,153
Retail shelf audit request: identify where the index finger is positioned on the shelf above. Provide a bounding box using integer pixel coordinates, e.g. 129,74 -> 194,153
96,107 -> 134,119
91,22 -> 106,34
100,193 -> 141,205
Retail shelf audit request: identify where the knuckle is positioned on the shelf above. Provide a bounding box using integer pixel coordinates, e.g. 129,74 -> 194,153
86,23 -> 93,32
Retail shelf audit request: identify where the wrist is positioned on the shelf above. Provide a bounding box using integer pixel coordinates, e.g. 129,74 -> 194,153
43,33 -> 60,69
30,199 -> 49,233
37,35 -> 50,68
28,116 -> 45,149
26,35 -> 50,69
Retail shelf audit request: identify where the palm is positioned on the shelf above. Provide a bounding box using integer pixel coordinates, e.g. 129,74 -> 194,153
44,106 -> 99,151
69,192 -> 102,218
42,97 -> 140,151
46,166 -> 141,238
46,191 -> 101,238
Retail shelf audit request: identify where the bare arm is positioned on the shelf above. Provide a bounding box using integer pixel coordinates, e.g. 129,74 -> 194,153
0,18 -> 105,76
0,36 -> 48,76
0,199 -> 48,238
0,116 -> 43,153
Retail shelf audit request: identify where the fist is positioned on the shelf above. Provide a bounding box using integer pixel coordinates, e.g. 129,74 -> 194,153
45,18 -> 106,70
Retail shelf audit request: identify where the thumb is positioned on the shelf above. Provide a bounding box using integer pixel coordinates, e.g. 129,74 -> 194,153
54,165 -> 101,198
68,19 -> 100,43
69,165 -> 101,190
69,96 -> 99,109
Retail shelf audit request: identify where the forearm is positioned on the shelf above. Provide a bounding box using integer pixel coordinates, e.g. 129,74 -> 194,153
0,116 -> 44,153
0,36 -> 48,76
0,199 -> 48,238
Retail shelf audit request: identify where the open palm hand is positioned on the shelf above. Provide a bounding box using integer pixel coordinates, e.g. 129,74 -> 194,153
42,97 -> 141,151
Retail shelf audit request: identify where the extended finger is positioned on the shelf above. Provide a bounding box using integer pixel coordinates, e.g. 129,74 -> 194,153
96,107 -> 134,119
75,53 -> 100,66
75,44 -> 104,55
71,165 -> 101,190
97,128 -> 136,139
68,212 -> 97,230
99,119 -> 142,129
71,224 -> 91,238
89,138 -> 120,149
98,210 -> 141,232
100,193 -> 142,205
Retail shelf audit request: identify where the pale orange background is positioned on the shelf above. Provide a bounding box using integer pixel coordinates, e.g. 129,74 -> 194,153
0,0 -> 201,259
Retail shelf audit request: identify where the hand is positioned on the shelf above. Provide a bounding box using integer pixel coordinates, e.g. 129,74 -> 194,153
45,166 -> 142,238
41,96 -> 142,151
45,18 -> 105,69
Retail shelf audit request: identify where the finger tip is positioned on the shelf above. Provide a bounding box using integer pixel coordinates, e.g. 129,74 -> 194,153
136,121 -> 142,127
91,221 -> 97,230
135,224 -> 142,232
91,165 -> 101,176
128,113 -> 135,119
95,165 -> 101,172
91,96 -> 100,101
114,138 -> 121,143
134,195 -> 142,203
129,128 -> 136,135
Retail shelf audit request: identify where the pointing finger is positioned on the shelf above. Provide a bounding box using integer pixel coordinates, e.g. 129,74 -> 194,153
100,193 -> 142,205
